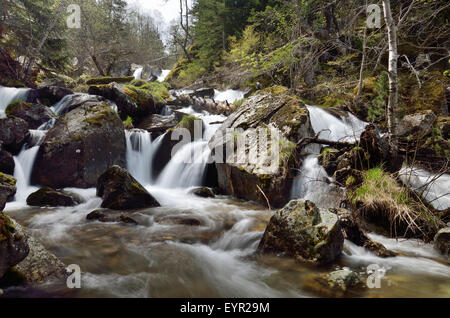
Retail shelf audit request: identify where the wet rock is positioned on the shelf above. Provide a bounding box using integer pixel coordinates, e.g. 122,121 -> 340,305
32,102 -> 126,188
209,88 -> 315,208
0,213 -> 29,279
155,216 -> 203,226
397,110 -> 437,137
85,76 -> 135,85
434,227 -> 450,256
27,86 -> 73,105
191,87 -> 215,99
318,148 -> 342,176
14,235 -> 67,285
0,146 -> 14,175
304,269 -> 364,297
137,114 -> 177,135
52,93 -> 106,115
0,117 -> 29,154
5,101 -> 55,129
88,83 -> 139,120
191,187 -> 215,198
97,165 -> 160,210
0,173 -> 16,211
86,209 -> 139,225
333,208 -> 396,257
257,200 -> 344,265
26,187 -> 82,207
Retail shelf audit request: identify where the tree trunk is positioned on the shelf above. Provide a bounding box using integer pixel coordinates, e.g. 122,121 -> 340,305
382,0 -> 399,152
357,1 -> 368,96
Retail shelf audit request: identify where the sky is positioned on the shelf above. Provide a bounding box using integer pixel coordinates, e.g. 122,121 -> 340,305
127,0 -> 192,25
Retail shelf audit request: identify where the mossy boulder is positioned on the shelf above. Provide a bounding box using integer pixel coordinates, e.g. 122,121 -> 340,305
0,117 -> 29,154
51,93 -> 106,116
257,200 -> 344,265
97,165 -> 160,210
5,100 -> 55,129
26,187 -> 82,207
32,102 -> 126,188
208,88 -> 314,208
304,269 -> 364,297
0,213 -> 29,279
26,86 -> 73,105
0,173 -> 16,211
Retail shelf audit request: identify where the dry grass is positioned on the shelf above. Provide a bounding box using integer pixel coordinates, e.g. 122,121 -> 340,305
351,167 -> 443,240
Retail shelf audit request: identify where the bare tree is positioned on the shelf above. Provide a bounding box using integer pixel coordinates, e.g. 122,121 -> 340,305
179,0 -> 191,60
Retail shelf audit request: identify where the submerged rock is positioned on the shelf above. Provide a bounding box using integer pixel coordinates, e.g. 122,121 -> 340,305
26,187 -> 82,207
32,102 -> 126,188
0,117 -> 29,154
86,209 -> 139,225
304,269 -> 364,297
97,165 -> 160,210
191,187 -> 215,198
434,227 -> 450,257
0,173 -> 16,211
5,101 -> 55,129
257,199 -> 344,265
209,88 -> 314,208
0,213 -> 29,279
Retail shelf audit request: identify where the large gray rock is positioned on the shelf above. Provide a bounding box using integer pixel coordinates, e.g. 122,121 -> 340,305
397,110 -> 437,137
304,269 -> 363,297
52,93 -> 106,116
97,165 -> 160,210
0,173 -> 16,211
32,102 -> 126,188
5,101 -> 55,129
137,114 -> 177,135
434,227 -> 450,257
0,213 -> 29,278
209,88 -> 314,208
0,116 -> 29,154
257,199 -> 344,265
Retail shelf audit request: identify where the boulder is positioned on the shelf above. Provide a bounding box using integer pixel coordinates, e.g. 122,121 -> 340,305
86,209 -> 139,225
26,187 -> 82,207
434,227 -> 450,256
52,93 -> 106,116
85,76 -> 135,85
0,173 -> 16,211
191,87 -> 215,99
141,65 -> 162,81
0,146 -> 15,175
5,101 -> 55,129
14,235 -> 67,285
304,269 -> 364,297
257,200 -> 344,265
88,83 -> 139,120
137,114 -> 177,135
209,88 -> 315,208
0,117 -> 29,154
27,86 -> 73,105
0,213 -> 29,278
97,165 -> 160,210
32,102 -> 126,188
397,110 -> 437,137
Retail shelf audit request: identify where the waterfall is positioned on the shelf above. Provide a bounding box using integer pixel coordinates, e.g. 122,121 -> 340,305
125,130 -> 164,186
399,167 -> 450,211
157,70 -> 170,82
214,89 -> 245,104
306,105 -> 367,143
133,67 -> 143,80
12,130 -> 46,203
0,86 -> 30,117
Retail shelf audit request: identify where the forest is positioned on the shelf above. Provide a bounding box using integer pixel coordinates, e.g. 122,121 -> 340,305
0,0 -> 449,300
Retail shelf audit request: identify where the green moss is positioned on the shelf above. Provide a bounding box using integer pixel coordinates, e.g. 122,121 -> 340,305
0,213 -> 16,242
124,81 -> 169,106
86,76 -> 135,85
5,100 -> 31,117
0,172 -> 17,186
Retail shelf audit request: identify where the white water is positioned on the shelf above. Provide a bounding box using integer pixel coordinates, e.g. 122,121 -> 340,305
0,86 -> 30,117
214,89 -> 245,103
125,130 -> 164,186
133,67 -> 143,80
399,167 -> 450,210
157,70 -> 170,82
307,105 -> 368,142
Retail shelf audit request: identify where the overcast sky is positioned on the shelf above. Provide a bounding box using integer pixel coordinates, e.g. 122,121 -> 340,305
127,0 -> 192,25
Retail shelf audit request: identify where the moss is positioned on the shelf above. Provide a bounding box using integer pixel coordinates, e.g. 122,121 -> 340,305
86,76 -> 135,85
0,213 -> 16,242
5,100 -> 31,117
346,175 -> 356,188
262,85 -> 288,96
84,102 -> 118,126
0,172 -> 17,186
124,82 -> 169,107
71,134 -> 83,141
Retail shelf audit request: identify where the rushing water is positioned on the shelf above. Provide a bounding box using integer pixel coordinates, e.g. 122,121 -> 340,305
133,67 -> 143,80
2,92 -> 450,298
214,89 -> 245,103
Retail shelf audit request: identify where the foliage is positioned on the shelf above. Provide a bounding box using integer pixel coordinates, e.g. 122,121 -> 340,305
368,72 -> 389,122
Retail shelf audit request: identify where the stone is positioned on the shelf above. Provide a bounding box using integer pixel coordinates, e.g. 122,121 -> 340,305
0,173 -> 16,211
191,187 -> 215,198
26,187 -> 82,207
97,165 -> 160,210
397,110 -> 437,137
137,114 -> 177,135
257,199 -> 344,265
27,86 -> 73,105
0,146 -> 15,175
32,102 -> 126,188
304,269 -> 363,297
434,227 -> 450,257
5,101 -> 55,129
0,117 -> 29,154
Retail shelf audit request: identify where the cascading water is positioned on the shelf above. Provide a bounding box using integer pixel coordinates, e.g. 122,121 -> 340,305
125,129 -> 164,186
133,67 -> 143,80
157,70 -> 170,82
214,89 -> 245,103
0,86 -> 30,117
